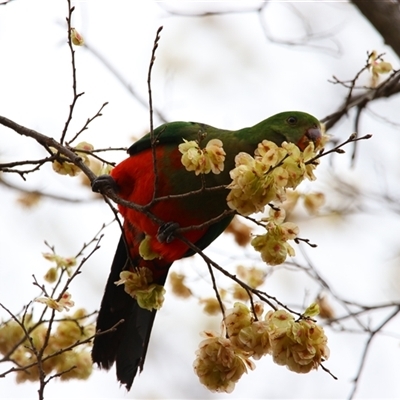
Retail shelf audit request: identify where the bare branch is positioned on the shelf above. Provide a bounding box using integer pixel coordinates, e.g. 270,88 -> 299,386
0,114 -> 97,179
61,0 -> 84,145
322,69 -> 400,130
148,26 -> 164,201
67,102 -> 109,145
306,133 -> 372,164
348,306 -> 400,400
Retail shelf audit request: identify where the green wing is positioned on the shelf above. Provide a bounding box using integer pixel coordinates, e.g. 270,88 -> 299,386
128,121 -> 212,155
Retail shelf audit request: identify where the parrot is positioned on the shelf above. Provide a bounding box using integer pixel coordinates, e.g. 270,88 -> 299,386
91,111 -> 322,390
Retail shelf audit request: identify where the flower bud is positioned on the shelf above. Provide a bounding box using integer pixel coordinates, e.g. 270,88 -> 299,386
70,28 -> 84,46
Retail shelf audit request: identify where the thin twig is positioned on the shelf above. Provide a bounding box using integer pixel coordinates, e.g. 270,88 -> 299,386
67,102 -> 109,145
205,261 -> 226,321
306,133 -> 372,165
60,0 -> 84,145
177,235 -> 310,315
147,26 -> 163,201
348,306 -> 400,400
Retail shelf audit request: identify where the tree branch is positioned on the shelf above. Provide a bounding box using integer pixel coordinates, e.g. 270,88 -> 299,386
352,0 -> 400,60
322,69 -> 400,130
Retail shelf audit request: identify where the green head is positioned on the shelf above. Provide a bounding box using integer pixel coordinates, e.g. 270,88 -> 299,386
250,111 -> 322,150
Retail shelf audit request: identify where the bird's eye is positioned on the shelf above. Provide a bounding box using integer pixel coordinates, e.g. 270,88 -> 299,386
287,116 -> 297,125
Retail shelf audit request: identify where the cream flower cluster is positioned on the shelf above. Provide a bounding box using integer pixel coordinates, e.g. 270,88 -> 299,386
251,208 -> 299,265
193,331 -> 255,393
227,140 -> 319,216
266,309 -> 329,374
0,309 -> 94,383
179,138 -> 226,175
36,292 -> 75,312
115,267 -> 166,311
42,252 -> 77,281
194,302 -> 329,393
51,142 -> 94,177
368,50 -> 392,87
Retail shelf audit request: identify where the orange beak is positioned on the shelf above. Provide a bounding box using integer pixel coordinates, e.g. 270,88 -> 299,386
297,126 -> 322,151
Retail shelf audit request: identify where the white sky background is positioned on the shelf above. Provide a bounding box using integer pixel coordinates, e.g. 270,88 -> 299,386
1,0 -> 400,398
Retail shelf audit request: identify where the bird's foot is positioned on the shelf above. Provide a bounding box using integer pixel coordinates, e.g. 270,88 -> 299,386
157,222 -> 180,243
92,174 -> 118,194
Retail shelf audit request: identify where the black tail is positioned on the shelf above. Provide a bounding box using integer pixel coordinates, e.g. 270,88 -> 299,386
92,236 -> 167,390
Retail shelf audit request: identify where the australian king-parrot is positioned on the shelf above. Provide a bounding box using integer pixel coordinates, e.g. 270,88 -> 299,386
91,111 -> 322,390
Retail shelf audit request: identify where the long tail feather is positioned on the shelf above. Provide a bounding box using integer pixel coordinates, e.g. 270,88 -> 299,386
92,235 -> 167,390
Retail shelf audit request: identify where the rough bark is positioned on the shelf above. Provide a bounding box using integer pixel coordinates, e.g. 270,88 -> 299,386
352,0 -> 400,60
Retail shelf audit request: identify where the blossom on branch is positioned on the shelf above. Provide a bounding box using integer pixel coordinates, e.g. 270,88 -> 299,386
226,152 -> 281,215
227,140 -> 319,216
251,208 -> 299,265
195,302 -> 330,391
42,252 -> 77,278
225,302 -> 271,359
0,308 -> 95,383
266,309 -> 330,373
50,142 -> 94,177
368,50 -> 392,87
138,234 -> 161,260
115,268 -> 165,311
193,331 -> 254,393
70,28 -> 84,46
179,138 -> 225,175
35,292 -> 75,312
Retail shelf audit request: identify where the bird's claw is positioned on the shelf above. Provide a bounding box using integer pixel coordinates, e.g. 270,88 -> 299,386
157,222 -> 180,244
92,174 -> 118,194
